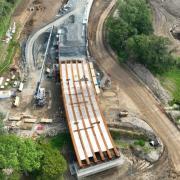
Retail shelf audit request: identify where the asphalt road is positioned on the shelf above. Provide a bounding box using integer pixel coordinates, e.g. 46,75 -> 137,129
25,2 -> 87,70
88,0 -> 180,174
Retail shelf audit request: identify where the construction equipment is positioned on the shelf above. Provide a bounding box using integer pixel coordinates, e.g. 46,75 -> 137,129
118,110 -> 128,118
34,26 -> 54,106
35,88 -> 46,107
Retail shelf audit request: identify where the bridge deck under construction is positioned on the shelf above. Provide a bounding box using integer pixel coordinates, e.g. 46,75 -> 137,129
60,60 -> 120,167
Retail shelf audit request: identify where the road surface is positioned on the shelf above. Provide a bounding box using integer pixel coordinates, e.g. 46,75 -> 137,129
88,0 -> 180,173
25,0 -> 90,70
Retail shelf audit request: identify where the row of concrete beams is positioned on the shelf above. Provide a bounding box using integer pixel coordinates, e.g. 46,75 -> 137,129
60,60 -> 120,167
83,61 -> 119,157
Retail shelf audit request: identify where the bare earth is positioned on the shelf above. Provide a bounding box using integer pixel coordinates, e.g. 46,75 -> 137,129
1,0 -> 65,124
89,0 -> 180,177
150,0 -> 180,55
20,0 -> 65,38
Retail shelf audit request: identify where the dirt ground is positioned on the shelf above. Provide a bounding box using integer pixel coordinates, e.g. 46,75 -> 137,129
99,81 -> 141,123
149,0 -> 180,55
18,0 -> 66,39
88,0 -> 180,179
0,0 -> 66,135
13,0 -> 33,25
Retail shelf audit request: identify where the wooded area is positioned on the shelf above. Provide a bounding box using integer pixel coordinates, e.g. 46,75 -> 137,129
0,134 -> 67,179
106,0 -> 180,103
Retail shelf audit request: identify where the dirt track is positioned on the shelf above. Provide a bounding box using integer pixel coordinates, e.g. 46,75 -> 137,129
88,0 -> 180,175
150,0 -> 180,55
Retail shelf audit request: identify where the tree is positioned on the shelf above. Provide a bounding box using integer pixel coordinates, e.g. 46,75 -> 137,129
18,139 -> 43,172
0,135 -> 43,172
126,34 -> 174,72
106,0 -> 153,57
118,0 -> 153,35
107,18 -> 137,51
39,144 -> 67,179
0,135 -> 68,179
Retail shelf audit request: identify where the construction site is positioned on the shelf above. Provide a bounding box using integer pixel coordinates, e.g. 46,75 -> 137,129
0,0 -> 180,179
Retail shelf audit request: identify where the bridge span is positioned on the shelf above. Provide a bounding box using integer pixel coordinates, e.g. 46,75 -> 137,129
60,60 -> 123,178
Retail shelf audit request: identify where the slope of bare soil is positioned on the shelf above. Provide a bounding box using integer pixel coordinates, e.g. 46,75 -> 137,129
19,0 -> 66,38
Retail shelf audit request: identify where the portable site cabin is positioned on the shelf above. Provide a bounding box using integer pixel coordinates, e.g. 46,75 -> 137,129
13,96 -> 20,107
11,75 -> 15,80
18,82 -> 24,92
0,91 -> 11,99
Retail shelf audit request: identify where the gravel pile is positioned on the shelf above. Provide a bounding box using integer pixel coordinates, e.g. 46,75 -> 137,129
127,62 -> 172,105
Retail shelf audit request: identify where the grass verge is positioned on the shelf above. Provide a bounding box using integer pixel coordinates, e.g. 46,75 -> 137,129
159,68 -> 180,104
38,132 -> 73,151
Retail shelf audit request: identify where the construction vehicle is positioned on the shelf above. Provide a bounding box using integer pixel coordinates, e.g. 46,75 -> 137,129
13,81 -> 19,88
35,88 -> 46,107
34,26 -> 54,106
118,110 -> 128,118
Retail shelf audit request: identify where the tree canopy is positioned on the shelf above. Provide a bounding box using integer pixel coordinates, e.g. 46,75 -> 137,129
40,144 -> 67,179
0,135 -> 43,171
106,0 -> 175,73
126,35 -> 175,72
0,134 -> 67,179
118,0 -> 153,35
107,0 -> 153,50
107,18 -> 136,51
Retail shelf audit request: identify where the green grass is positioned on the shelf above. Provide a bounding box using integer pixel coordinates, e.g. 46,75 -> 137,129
115,140 -> 129,149
134,139 -> 145,147
0,0 -> 22,73
0,1 -> 21,39
176,119 -> 180,124
0,40 -> 19,74
0,112 -> 5,121
38,132 -> 73,151
0,112 -> 5,135
159,68 -> 180,104
49,132 -> 72,150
